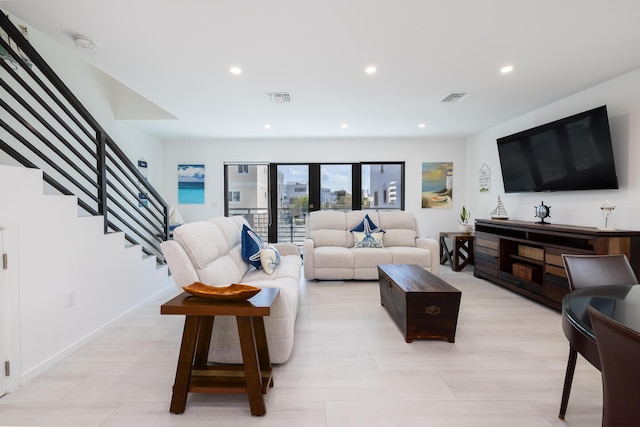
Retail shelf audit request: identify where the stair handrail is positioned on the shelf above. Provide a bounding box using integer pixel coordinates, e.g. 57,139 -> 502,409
0,11 -> 169,263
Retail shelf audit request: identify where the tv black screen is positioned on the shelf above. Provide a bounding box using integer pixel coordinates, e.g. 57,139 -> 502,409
497,106 -> 618,193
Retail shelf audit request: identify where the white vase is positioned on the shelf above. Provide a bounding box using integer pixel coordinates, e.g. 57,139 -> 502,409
458,224 -> 472,233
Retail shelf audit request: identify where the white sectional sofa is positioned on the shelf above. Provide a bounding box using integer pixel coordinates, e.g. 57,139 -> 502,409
160,216 -> 302,364
303,210 -> 439,280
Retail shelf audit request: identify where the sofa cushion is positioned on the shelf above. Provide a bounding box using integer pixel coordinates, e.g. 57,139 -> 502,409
243,254 -> 302,283
389,247 -> 431,267
383,229 -> 417,247
173,221 -> 225,270
241,224 -> 264,268
378,211 -> 418,247
353,231 -> 385,248
308,210 -> 349,247
310,210 -> 347,230
353,247 -> 392,267
313,246 -> 354,269
378,211 -> 416,229
197,254 -> 245,286
209,216 -> 243,249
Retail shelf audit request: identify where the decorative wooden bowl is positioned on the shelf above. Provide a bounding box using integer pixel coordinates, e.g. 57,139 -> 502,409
182,282 -> 261,301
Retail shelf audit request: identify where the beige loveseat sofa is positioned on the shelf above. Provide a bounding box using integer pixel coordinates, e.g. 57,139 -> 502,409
161,216 -> 302,364
303,210 -> 439,280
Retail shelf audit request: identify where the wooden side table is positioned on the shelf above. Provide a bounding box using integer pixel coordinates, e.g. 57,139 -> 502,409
439,232 -> 474,271
161,288 -> 279,416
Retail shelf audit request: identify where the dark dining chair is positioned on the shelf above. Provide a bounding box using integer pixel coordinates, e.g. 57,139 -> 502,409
587,305 -> 640,427
558,254 -> 638,419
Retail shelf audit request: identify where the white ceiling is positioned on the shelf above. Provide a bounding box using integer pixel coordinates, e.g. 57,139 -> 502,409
4,0 -> 640,141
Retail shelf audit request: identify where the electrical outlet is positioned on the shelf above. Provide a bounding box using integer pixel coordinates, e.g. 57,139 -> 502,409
65,290 -> 76,307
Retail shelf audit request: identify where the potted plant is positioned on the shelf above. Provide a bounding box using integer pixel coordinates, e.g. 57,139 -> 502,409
458,206 -> 472,233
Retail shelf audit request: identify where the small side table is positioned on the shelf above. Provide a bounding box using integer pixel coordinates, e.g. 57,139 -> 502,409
161,288 -> 279,416
439,232 -> 474,271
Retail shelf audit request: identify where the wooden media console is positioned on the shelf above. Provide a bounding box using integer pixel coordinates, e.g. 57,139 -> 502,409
474,219 -> 640,310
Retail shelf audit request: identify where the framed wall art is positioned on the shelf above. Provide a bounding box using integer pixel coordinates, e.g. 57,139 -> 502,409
178,164 -> 205,204
479,163 -> 491,193
421,162 -> 452,209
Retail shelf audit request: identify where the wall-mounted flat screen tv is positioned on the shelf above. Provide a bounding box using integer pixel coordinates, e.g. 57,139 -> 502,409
497,105 -> 618,193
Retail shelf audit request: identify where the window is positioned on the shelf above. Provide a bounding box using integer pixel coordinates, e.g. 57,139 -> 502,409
320,164 -> 352,211
228,190 -> 240,202
225,162 -> 403,245
224,163 -> 269,240
362,163 -> 403,210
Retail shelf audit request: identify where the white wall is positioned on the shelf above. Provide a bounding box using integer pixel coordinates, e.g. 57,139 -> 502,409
161,137 -> 467,239
0,166 -> 173,390
465,68 -> 640,231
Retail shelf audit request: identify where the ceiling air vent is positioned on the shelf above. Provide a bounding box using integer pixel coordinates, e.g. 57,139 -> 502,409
441,93 -> 472,103
267,92 -> 292,103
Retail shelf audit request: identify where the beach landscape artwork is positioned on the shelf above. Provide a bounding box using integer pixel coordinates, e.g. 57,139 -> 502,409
178,164 -> 205,204
421,162 -> 453,209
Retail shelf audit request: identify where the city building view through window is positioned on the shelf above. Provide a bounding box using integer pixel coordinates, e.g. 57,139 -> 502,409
225,162 -> 403,246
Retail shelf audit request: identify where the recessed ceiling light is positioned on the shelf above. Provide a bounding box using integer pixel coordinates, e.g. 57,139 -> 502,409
264,124 -> 272,129
418,123 -> 426,128
341,124 -> 349,128
365,66 -> 377,74
500,65 -> 514,74
73,35 -> 95,50
230,66 -> 242,75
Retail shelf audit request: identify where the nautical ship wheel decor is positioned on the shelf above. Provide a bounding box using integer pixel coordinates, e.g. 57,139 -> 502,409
534,201 -> 551,224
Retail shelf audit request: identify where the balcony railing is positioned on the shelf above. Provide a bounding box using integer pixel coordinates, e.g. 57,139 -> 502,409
228,207 -> 308,247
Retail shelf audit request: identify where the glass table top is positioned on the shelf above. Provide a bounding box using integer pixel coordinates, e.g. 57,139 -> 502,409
562,284 -> 640,340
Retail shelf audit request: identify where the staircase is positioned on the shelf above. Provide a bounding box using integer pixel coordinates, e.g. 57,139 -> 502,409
0,164 -> 173,387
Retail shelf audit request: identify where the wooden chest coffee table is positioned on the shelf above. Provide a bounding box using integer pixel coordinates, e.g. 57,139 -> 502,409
378,264 -> 461,343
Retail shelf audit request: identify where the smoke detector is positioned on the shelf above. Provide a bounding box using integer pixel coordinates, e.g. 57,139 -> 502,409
267,92 -> 292,103
73,35 -> 95,50
441,93 -> 473,103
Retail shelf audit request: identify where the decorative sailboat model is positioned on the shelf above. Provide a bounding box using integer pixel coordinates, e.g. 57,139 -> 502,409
168,202 -> 185,232
490,196 -> 509,219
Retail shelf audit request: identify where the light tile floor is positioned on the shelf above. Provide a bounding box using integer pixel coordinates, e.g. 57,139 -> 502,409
0,268 -> 603,426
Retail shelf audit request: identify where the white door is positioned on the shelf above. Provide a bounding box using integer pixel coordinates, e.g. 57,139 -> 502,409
0,227 -> 6,397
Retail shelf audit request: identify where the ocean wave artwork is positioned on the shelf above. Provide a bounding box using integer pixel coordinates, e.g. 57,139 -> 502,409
178,164 -> 205,204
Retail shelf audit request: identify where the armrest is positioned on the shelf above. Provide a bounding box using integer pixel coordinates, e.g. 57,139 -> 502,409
303,238 -> 316,280
271,242 -> 300,257
416,237 -> 440,275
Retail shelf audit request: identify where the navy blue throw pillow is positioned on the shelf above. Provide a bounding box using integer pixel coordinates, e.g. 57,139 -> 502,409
241,224 -> 263,268
350,214 -> 384,234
